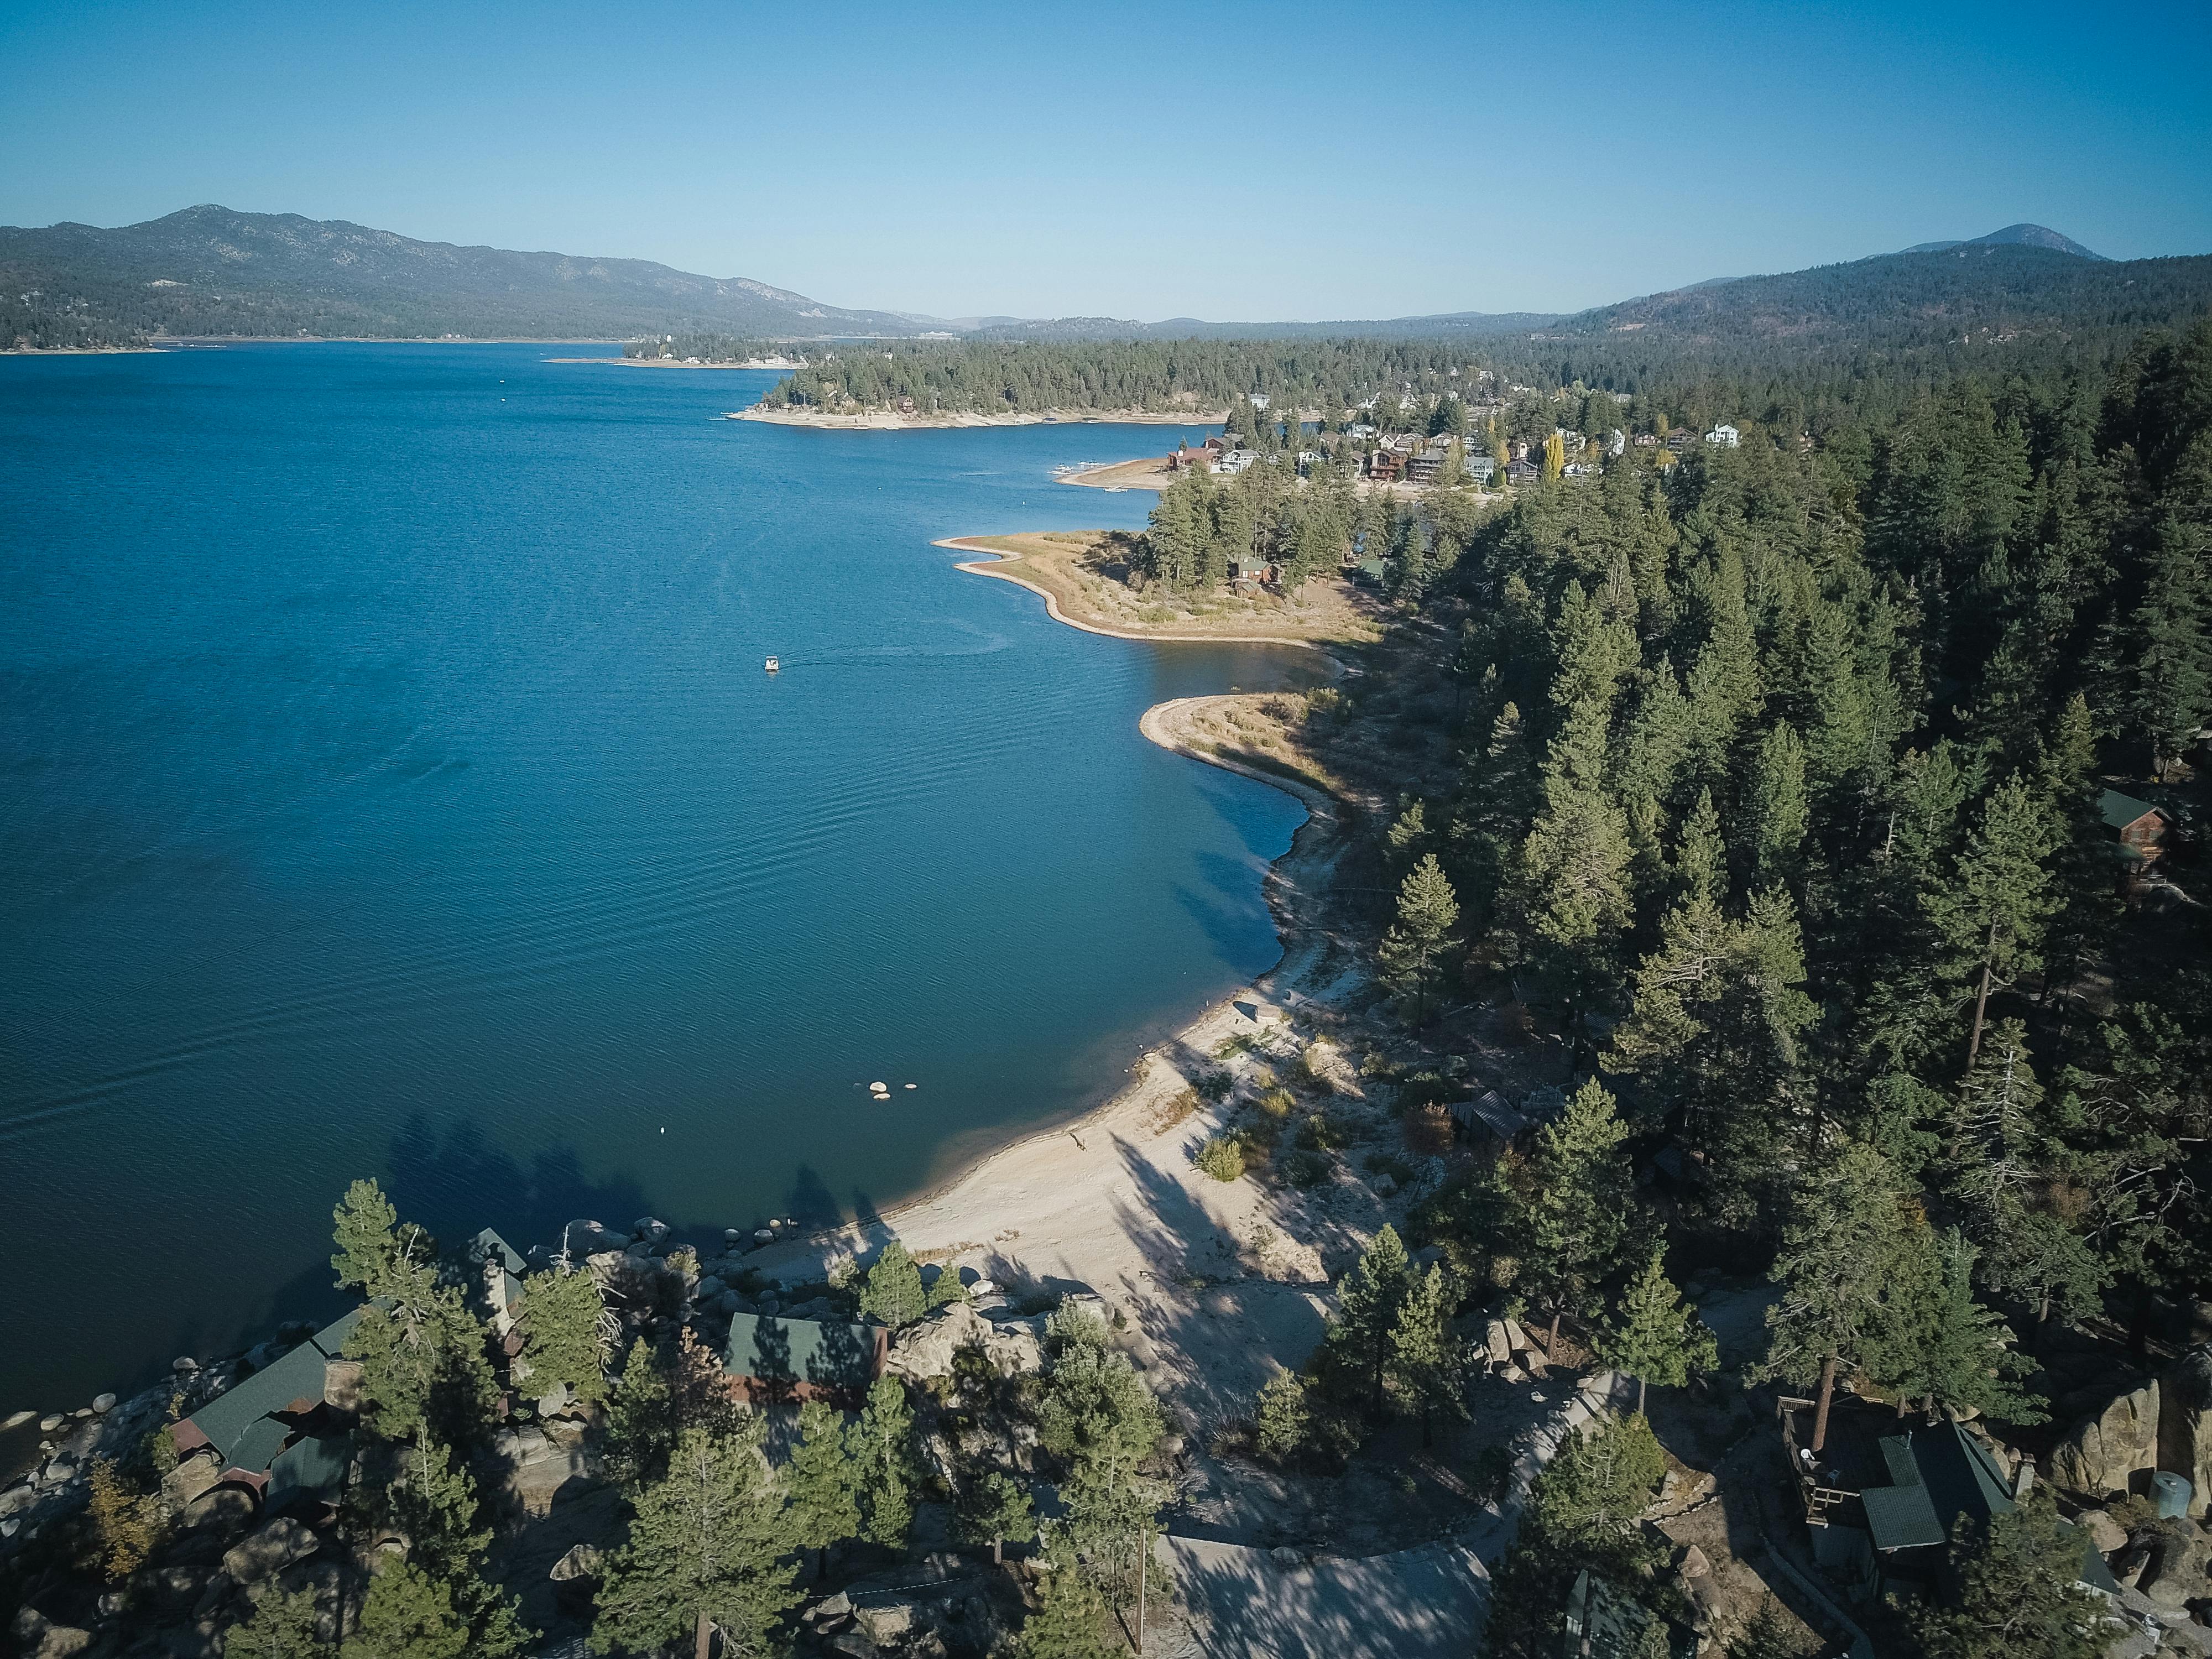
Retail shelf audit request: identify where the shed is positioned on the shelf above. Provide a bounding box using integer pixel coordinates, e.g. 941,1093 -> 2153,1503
724,1312 -> 887,1404
1451,1089 -> 1525,1141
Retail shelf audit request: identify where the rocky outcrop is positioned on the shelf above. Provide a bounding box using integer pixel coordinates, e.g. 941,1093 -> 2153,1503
2158,1342 -> 2212,1519
884,1303 -> 1043,1383
9,1610 -> 91,1659
221,1517 -> 317,1583
2048,1379 -> 2161,1498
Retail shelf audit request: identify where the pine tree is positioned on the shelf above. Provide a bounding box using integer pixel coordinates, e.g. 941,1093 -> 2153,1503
1014,1544 -> 1119,1659
331,1178 -> 407,1293
1521,1079 -> 1636,1356
1378,853 -> 1460,1024
1038,1316 -> 1171,1609
953,1468 -> 1037,1565
387,1439 -> 532,1657
604,1338 -> 676,1489
226,1587 -> 334,1659
1746,722 -> 1811,889
851,1376 -> 919,1551
1387,1262 -> 1469,1444
516,1264 -> 610,1406
592,1422 -> 797,1659
328,1182 -> 496,1448
1253,1370 -> 1311,1463
1599,1251 -> 1718,1414
1324,1225 -> 1413,1418
1862,1228 -> 2043,1423
1922,772 -> 2062,1063
1755,1142 -> 1908,1449
347,1562 -> 471,1659
859,1240 -> 928,1329
1917,1491 -> 2105,1659
784,1400 -> 860,1580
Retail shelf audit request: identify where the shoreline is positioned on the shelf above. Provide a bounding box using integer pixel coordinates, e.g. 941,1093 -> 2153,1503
937,538 -> 1349,659
732,405 -> 1228,431
734,544 -> 1355,1289
545,355 -> 802,370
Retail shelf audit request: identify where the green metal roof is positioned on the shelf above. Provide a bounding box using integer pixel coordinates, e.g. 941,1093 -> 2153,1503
724,1312 -> 879,1390
184,1304 -> 366,1468
223,1415 -> 295,1478
2099,790 -> 2162,832
1864,1421 -> 2014,1553
185,1339 -> 330,1466
267,1432 -> 351,1511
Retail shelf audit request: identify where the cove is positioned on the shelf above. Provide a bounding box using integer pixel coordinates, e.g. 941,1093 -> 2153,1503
0,344 -> 1314,1411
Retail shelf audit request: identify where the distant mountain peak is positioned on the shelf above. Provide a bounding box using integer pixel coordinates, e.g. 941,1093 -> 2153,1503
1899,224 -> 2105,260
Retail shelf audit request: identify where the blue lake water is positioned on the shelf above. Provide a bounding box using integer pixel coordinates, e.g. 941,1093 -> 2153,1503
0,345 -> 1312,1412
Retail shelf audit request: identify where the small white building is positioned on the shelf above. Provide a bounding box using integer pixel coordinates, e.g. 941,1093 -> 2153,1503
1706,424 -> 1741,448
1247,393 -> 1270,410
1214,448 -> 1259,476
1608,427 -> 1627,457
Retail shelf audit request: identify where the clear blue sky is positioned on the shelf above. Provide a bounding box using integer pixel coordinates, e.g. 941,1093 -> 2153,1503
3,0 -> 2207,321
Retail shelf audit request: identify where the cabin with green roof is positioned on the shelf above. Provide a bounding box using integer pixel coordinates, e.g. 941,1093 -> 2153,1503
1783,1400 -> 2119,1604
171,1305 -> 367,1514
723,1311 -> 886,1405
2098,789 -> 2173,875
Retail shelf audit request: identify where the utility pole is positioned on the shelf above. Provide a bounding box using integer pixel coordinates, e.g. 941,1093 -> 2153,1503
1135,1528 -> 1146,1654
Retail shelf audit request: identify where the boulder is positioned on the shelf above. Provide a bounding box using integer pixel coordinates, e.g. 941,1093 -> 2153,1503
852,1598 -> 917,1644
825,1635 -> 877,1659
221,1516 -> 319,1582
1675,1543 -> 1711,1579
321,1358 -> 362,1413
2078,1507 -> 2130,1554
1484,1319 -> 1512,1367
887,1303 -> 991,1380
163,1453 -> 221,1507
2159,1342 -> 2212,1519
2049,1380 -> 2162,1498
550,1542 -> 603,1583
38,1413 -> 64,1434
2138,1520 -> 2210,1610
10,1610 -> 92,1659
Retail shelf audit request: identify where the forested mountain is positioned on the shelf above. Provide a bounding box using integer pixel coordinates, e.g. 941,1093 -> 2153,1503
0,206 -> 935,349
1900,222 -> 2107,258
961,310 -> 1566,342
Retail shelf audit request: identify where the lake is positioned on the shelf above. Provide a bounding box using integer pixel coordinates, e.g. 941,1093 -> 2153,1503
0,345 -> 1312,1414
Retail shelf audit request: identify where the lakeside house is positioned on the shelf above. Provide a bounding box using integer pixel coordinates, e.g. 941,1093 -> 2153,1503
1706,424 -> 1741,447
1666,431 -> 1697,453
723,1311 -> 886,1405
171,1306 -> 368,1515
1778,1398 -> 2118,1605
1506,458 -> 1541,485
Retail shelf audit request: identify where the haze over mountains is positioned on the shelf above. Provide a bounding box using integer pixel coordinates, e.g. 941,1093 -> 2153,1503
3,206 -> 2205,357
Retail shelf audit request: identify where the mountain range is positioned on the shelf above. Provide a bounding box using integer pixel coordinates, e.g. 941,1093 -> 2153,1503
3,207 -> 2201,356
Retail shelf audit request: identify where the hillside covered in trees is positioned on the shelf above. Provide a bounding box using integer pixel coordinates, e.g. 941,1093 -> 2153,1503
0,206 -> 930,350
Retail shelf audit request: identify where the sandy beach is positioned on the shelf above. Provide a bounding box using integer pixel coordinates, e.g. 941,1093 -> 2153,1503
742,539 -> 1379,1443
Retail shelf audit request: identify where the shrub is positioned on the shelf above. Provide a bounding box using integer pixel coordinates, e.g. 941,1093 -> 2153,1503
1305,687 -> 1343,724
1285,1150 -> 1332,1188
1299,1039 -> 1340,1092
1249,1063 -> 1277,1090
1405,1101 -> 1455,1155
1256,1087 -> 1296,1120
1195,1136 -> 1246,1182
1193,1071 -> 1234,1103
1297,1112 -> 1352,1151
